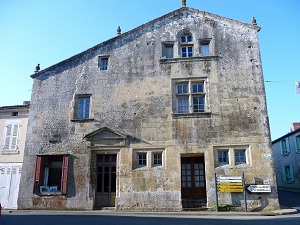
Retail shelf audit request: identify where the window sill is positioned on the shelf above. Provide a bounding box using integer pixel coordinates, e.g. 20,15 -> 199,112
1,150 -> 19,155
172,112 -> 212,118
159,56 -> 219,63
37,192 -> 64,196
71,118 -> 94,123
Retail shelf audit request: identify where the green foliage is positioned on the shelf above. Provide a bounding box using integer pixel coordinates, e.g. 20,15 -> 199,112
211,204 -> 236,211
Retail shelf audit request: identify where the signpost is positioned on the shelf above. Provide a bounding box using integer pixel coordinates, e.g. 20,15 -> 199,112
247,185 -> 271,193
217,176 -> 243,193
215,173 -> 247,212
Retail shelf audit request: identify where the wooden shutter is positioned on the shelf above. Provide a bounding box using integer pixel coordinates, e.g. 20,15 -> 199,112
289,164 -> 295,182
282,166 -> 287,183
61,155 -> 69,195
4,124 -> 12,150
10,124 -> 19,150
33,156 -> 42,193
286,139 -> 291,154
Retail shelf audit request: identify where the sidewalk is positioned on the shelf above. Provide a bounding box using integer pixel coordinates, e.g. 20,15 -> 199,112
1,207 -> 298,217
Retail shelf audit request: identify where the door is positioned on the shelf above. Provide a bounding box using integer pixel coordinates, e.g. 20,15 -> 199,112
95,154 -> 117,208
0,164 -> 22,209
181,157 -> 206,200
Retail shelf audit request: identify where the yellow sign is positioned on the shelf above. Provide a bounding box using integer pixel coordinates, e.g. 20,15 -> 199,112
218,182 -> 243,193
218,188 -> 243,193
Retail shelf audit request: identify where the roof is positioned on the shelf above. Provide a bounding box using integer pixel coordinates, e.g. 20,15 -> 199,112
272,128 -> 300,144
0,104 -> 30,110
30,6 -> 260,79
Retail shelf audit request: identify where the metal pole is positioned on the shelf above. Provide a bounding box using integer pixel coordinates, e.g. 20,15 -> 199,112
214,172 -> 219,212
242,172 -> 247,212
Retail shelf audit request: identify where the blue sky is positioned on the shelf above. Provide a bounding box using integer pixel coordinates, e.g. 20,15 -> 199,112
0,0 -> 299,140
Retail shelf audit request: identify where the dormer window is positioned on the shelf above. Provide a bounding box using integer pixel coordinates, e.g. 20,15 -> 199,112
180,32 -> 194,58
181,34 -> 192,43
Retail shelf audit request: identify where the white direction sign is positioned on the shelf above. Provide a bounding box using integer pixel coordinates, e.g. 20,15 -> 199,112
247,185 -> 271,193
217,176 -> 242,183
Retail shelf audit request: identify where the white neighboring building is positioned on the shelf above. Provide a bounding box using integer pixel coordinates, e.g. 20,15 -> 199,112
272,123 -> 300,192
0,102 -> 29,209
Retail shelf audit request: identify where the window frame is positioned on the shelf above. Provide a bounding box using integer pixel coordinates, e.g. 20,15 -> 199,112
179,32 -> 194,58
175,80 -> 206,114
34,154 -> 69,195
99,56 -> 110,71
282,164 -> 295,183
280,138 -> 290,156
214,146 -> 250,168
162,41 -> 174,59
217,150 -> 229,166
153,152 -> 163,167
133,149 -> 165,169
74,94 -> 92,120
138,153 -> 147,167
199,38 -> 211,57
234,150 -> 246,164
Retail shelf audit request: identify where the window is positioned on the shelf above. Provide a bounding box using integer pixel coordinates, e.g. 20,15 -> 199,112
282,164 -> 295,183
235,150 -> 246,164
134,149 -> 164,169
11,112 -> 19,116
75,96 -> 91,119
218,151 -> 229,166
180,33 -> 194,58
199,39 -> 211,57
162,42 -> 174,58
200,43 -> 209,56
175,80 -> 206,114
295,135 -> 300,153
181,46 -> 193,57
3,122 -> 20,151
138,153 -> 147,166
280,138 -> 290,156
34,155 -> 69,195
99,56 -> 109,70
214,146 -> 250,167
153,153 -> 162,166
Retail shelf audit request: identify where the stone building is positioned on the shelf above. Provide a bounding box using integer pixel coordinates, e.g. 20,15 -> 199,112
0,102 -> 29,209
272,124 -> 300,192
18,4 -> 279,211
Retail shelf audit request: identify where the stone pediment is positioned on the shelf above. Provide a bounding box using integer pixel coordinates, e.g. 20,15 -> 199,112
84,127 -> 127,148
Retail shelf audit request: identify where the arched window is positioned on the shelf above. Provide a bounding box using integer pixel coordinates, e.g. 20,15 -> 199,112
179,32 -> 194,58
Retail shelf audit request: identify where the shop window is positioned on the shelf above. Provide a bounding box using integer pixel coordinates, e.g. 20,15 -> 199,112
34,155 -> 69,195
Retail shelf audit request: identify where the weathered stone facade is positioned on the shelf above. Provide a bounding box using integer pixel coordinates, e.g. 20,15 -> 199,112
18,6 -> 279,211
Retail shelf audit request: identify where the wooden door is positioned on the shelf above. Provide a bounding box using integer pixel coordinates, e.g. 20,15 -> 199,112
95,154 -> 117,208
181,157 -> 206,199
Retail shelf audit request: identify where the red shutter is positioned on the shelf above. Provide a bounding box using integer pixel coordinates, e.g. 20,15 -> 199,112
61,155 -> 69,194
33,156 -> 42,193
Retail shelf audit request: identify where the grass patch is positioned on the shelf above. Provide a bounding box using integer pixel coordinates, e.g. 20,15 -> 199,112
211,204 -> 236,211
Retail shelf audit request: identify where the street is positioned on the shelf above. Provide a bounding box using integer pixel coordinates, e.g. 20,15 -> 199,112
1,212 -> 300,225
278,190 -> 300,210
1,190 -> 299,225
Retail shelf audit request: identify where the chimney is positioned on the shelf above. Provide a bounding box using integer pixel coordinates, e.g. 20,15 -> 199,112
292,122 -> 300,131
